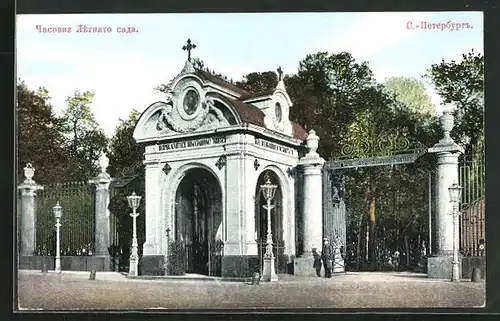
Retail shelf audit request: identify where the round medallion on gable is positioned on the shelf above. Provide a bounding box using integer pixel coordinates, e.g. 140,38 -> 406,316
178,87 -> 203,120
183,89 -> 200,115
275,102 -> 282,123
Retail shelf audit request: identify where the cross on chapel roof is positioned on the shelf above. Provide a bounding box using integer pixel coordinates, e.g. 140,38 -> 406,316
277,66 -> 283,81
182,38 -> 196,62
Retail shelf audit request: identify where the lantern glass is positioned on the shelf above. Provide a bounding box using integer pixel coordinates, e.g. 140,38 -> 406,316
53,202 -> 62,219
448,182 -> 462,203
127,192 -> 142,210
260,181 -> 277,201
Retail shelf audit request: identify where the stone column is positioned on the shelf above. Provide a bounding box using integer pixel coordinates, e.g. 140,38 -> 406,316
243,155 -> 257,256
17,163 -> 43,257
140,158 -> 166,276
142,160 -> 161,256
89,153 -> 112,259
222,154 -> 243,256
427,108 -> 463,279
294,130 -> 325,276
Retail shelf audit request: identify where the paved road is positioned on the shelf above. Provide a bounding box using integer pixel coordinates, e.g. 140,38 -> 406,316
17,271 -> 485,310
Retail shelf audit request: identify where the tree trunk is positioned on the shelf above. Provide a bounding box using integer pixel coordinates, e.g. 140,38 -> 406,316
72,120 -> 79,161
368,176 -> 377,271
355,210 -> 363,271
404,234 -> 410,267
356,185 -> 370,271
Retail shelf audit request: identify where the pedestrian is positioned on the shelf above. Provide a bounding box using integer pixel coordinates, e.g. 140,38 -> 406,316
393,249 -> 400,271
312,248 -> 322,277
322,238 -> 333,278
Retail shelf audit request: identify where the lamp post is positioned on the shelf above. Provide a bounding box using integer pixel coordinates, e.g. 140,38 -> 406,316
127,192 -> 142,276
448,182 -> 462,282
53,202 -> 62,273
260,171 -> 278,282
165,228 -> 171,275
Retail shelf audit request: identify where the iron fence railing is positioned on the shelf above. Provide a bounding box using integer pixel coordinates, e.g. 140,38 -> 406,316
183,240 -> 224,276
459,151 -> 485,257
110,187 -> 120,246
35,181 -> 95,256
459,160 -> 485,206
460,197 -> 485,257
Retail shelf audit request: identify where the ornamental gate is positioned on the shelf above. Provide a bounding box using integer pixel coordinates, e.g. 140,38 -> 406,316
322,134 -> 429,271
35,182 -> 95,256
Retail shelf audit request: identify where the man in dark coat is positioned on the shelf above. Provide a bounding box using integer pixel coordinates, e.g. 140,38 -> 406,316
322,238 -> 333,278
312,248 -> 322,277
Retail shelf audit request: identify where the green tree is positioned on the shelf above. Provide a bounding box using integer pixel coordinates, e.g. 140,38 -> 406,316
107,110 -> 145,261
425,50 -> 484,151
383,76 -> 436,116
16,80 -> 71,184
108,110 -> 144,178
339,82 -> 439,270
60,91 -> 108,180
287,52 -> 376,159
236,71 -> 278,94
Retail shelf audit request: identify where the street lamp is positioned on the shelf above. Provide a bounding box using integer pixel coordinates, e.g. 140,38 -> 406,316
448,182 -> 462,282
260,171 -> 278,282
53,202 -> 63,273
127,191 -> 142,276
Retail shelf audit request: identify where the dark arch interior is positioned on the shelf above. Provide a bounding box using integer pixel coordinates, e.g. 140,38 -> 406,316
175,168 -> 223,275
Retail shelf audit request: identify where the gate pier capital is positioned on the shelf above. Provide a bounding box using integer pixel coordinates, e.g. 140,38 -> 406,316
17,163 -> 43,257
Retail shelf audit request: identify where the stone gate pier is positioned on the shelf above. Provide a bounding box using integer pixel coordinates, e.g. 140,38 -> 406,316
427,108 -> 464,279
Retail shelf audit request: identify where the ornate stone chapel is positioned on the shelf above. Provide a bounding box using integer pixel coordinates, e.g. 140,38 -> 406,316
132,41 -> 327,277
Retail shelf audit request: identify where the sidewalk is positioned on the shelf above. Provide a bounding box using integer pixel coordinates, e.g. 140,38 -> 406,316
17,270 -> 485,309
18,269 -> 484,284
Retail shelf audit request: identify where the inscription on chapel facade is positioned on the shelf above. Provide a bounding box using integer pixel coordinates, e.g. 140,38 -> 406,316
254,138 -> 294,155
158,136 -> 226,151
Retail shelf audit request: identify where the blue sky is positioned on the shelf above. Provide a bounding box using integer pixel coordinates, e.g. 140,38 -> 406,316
17,12 -> 483,136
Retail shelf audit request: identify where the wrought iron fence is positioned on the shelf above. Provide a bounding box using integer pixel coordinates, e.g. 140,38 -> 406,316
110,187 -> 120,246
35,181 -> 95,256
460,197 -> 485,256
459,158 -> 485,206
459,150 -> 485,257
180,240 -> 223,276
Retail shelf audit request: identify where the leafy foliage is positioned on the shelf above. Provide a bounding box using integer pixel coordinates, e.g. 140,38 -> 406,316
107,110 -> 143,178
17,81 -> 72,183
426,49 -> 484,150
288,52 -> 376,159
235,71 -> 278,93
107,111 -> 146,264
383,77 -> 436,116
60,91 -> 109,181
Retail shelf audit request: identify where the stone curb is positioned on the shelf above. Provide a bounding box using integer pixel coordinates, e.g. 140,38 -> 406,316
125,275 -> 252,282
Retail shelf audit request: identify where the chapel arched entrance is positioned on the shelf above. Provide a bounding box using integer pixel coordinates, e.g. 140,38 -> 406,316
174,167 -> 223,275
254,170 -> 286,273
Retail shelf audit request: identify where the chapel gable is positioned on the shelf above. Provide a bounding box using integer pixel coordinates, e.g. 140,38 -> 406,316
133,40 -> 305,143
